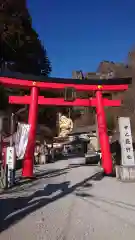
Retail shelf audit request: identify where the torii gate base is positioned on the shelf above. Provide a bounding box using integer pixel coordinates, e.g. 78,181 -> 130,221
0,74 -> 131,177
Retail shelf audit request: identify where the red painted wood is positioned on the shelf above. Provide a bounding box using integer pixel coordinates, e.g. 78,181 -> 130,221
0,77 -> 128,91
96,91 -> 113,174
22,87 -> 39,178
9,96 -> 121,107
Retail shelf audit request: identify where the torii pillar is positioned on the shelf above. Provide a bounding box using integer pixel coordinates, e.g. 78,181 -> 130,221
22,85 -> 39,177
96,89 -> 112,174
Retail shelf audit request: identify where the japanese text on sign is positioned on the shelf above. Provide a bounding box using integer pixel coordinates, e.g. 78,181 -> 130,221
6,147 -> 15,169
118,117 -> 135,166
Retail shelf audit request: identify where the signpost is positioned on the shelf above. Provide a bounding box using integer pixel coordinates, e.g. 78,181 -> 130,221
6,147 -> 15,170
118,117 -> 135,166
6,146 -> 16,187
118,117 -> 135,181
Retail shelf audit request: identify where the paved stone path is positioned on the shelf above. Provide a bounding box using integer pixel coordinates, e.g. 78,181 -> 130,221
0,160 -> 135,240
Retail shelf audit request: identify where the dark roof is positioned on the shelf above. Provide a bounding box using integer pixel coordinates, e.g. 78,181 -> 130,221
70,125 -> 96,134
0,72 -> 132,86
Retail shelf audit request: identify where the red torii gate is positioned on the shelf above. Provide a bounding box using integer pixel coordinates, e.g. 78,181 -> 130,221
0,74 -> 131,177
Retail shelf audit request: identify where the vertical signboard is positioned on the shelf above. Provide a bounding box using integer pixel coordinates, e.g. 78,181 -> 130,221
118,117 -> 135,166
6,146 -> 15,170
6,146 -> 16,188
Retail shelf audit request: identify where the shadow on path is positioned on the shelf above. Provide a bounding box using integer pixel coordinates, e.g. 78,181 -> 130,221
1,167 -> 70,195
0,170 -> 104,233
1,165 -> 84,195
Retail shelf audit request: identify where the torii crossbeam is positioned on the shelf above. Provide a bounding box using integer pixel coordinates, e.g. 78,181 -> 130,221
0,73 -> 132,177
9,96 -> 121,106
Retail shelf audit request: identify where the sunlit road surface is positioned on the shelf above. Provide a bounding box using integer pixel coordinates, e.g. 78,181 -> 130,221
1,160 -> 135,240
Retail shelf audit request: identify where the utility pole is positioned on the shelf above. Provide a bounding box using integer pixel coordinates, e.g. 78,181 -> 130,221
0,115 -> 6,189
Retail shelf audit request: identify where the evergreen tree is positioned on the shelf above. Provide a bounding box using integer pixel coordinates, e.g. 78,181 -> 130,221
0,0 -> 52,113
0,0 -> 51,76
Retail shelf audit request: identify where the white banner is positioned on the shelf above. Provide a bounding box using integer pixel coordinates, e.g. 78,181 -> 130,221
118,117 -> 135,166
15,122 -> 30,159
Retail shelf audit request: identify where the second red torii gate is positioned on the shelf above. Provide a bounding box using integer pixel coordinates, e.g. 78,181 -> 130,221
0,73 -> 131,177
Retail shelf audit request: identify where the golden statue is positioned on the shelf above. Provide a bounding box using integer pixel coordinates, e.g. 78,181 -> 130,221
58,114 -> 73,138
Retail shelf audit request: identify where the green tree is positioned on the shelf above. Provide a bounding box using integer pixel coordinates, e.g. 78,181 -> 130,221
0,0 -> 51,112
0,0 -> 51,75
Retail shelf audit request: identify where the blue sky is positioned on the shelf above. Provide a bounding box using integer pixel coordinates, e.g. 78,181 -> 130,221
27,0 -> 135,78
